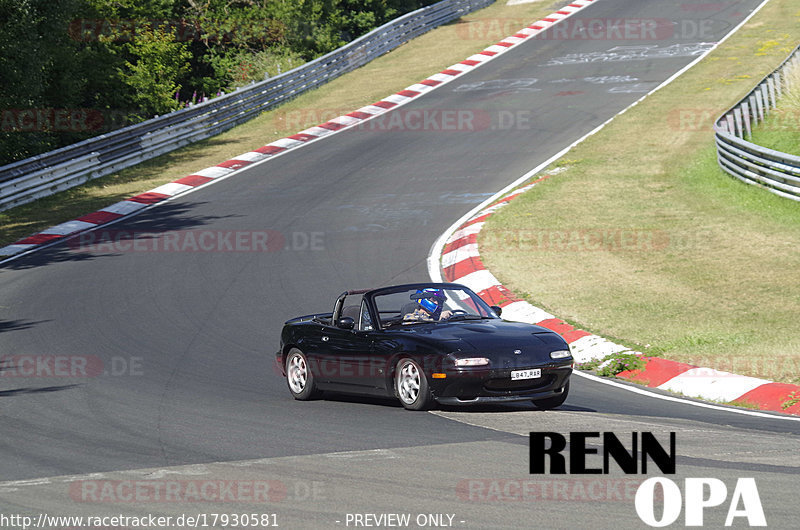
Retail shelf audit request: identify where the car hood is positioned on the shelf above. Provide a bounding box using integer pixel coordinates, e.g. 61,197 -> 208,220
394,319 -> 568,353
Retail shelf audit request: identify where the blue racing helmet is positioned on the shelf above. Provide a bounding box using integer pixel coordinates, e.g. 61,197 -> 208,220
411,288 -> 446,315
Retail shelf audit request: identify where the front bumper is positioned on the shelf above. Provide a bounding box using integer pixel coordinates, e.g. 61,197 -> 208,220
430,364 -> 571,405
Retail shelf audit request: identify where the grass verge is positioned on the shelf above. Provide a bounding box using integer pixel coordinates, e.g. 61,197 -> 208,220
0,0 -> 561,247
480,1 -> 800,384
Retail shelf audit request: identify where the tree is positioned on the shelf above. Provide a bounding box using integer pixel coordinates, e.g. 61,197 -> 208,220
119,26 -> 191,118
0,0 -> 85,163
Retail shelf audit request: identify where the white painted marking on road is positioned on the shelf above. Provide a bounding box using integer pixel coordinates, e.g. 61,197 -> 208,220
500,301 -> 554,324
441,243 -> 479,268
130,465 -> 210,478
101,200 -> 149,216
325,449 -> 398,460
446,222 -> 484,244
191,166 -> 234,178
457,269 -> 500,293
230,151 -> 267,162
149,182 -> 193,197
658,368 -> 770,402
40,220 -> 96,235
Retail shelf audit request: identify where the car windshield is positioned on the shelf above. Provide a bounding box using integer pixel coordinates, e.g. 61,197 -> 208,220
372,285 -> 497,328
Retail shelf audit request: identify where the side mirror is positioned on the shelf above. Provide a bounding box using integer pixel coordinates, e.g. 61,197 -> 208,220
336,316 -> 355,330
490,305 -> 502,317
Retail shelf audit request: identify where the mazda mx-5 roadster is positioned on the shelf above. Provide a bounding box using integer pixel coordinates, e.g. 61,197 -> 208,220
275,283 -> 573,410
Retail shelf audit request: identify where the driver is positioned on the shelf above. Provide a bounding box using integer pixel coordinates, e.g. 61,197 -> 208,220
403,288 -> 452,322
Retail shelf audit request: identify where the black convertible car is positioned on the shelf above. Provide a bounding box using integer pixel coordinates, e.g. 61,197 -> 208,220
275,283 -> 573,410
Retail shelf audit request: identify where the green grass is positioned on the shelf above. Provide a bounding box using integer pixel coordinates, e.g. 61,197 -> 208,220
748,62 -> 800,153
749,117 -> 800,153
0,0 -> 559,247
723,399 -> 761,410
480,2 -> 800,384
782,391 -> 800,410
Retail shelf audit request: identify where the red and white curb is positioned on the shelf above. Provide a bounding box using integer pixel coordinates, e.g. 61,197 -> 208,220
0,0 -> 598,260
618,357 -> 800,415
433,177 -> 800,416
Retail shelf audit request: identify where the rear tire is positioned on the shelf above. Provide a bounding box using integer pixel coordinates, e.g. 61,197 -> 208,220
395,358 -> 433,411
533,380 -> 569,410
285,348 -> 321,400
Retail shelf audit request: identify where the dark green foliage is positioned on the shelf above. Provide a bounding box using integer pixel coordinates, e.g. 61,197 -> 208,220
0,0 -> 435,165
119,26 -> 191,119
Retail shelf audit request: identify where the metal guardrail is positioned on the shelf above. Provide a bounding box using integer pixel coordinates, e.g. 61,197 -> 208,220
714,44 -> 800,201
0,0 -> 493,212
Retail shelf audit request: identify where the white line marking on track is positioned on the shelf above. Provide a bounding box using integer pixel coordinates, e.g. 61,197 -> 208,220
572,371 -> 800,422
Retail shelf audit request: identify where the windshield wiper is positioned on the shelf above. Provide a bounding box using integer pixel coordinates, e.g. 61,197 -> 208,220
446,314 -> 485,322
384,318 -> 433,328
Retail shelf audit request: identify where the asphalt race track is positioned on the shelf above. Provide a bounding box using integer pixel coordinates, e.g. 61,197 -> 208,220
1,1 -> 799,528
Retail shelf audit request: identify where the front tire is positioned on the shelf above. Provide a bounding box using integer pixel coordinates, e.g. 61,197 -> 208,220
285,348 -> 321,400
533,380 -> 569,410
395,358 -> 433,411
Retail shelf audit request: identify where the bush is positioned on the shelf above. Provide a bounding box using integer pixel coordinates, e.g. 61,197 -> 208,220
120,27 -> 191,120
577,353 -> 646,377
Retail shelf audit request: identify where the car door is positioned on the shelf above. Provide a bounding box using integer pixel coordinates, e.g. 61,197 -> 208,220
317,325 -> 376,390
314,298 -> 377,391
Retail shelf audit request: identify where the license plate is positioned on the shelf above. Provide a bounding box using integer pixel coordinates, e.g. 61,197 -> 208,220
511,368 -> 541,380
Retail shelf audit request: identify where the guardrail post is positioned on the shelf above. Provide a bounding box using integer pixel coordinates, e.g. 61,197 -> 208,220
767,77 -> 777,108
733,107 -> 744,138
761,85 -> 772,113
713,44 -> 800,202
755,90 -> 765,121
748,95 -> 758,126
742,101 -> 752,138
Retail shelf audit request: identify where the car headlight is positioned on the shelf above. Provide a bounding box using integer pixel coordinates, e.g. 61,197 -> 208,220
550,350 -> 571,360
454,357 -> 490,367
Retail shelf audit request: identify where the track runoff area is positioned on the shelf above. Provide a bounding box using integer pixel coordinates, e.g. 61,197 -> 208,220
1,0 -> 798,529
